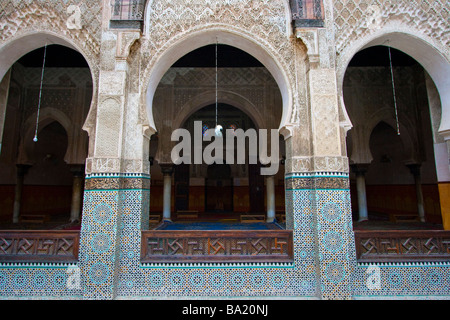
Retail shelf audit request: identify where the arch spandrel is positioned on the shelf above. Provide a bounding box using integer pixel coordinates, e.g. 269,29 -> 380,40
337,27 -> 450,139
138,0 -> 312,140
0,3 -> 101,153
141,27 -> 305,140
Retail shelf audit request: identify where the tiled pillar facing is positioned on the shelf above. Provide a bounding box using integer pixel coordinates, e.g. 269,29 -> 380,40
79,28 -> 148,299
313,173 -> 355,300
79,174 -> 122,300
306,68 -> 356,299
285,171 -> 355,299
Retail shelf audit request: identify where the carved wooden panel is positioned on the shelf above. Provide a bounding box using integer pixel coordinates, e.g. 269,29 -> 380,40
354,230 -> 450,263
141,230 -> 294,263
0,231 -> 80,263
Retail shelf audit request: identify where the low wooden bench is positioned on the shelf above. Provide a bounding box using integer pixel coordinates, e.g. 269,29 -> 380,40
276,211 -> 286,223
149,215 -> 162,224
20,214 -> 50,224
240,214 -> 266,223
176,210 -> 199,220
392,214 -> 420,223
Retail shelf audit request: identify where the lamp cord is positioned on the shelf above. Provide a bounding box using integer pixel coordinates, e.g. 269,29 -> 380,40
388,46 -> 401,136
215,40 -> 218,127
34,43 -> 48,142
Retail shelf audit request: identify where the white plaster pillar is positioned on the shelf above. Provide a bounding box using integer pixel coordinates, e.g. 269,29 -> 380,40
407,164 -> 426,223
12,165 -> 31,224
351,164 -> 369,222
161,165 -> 174,222
70,166 -> 85,223
266,175 -> 276,223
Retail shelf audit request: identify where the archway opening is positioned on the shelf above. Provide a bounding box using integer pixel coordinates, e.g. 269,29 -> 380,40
149,44 -> 286,230
344,45 -> 444,230
0,44 -> 93,230
144,30 -> 293,135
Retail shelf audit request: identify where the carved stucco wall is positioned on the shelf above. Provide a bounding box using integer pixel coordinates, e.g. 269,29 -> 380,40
333,0 -> 450,137
0,1 -> 102,159
334,0 -> 448,57
0,1 -> 102,74
139,0 -> 304,131
133,0 -> 349,175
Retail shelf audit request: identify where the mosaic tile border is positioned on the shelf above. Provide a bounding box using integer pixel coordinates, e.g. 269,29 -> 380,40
353,263 -> 450,297
139,263 -> 295,269
0,265 -> 83,298
2,172 -> 449,299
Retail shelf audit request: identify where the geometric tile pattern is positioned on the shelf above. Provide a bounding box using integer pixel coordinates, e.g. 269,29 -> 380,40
286,173 -> 356,300
79,174 -> 150,300
111,172 -> 354,298
79,189 -> 120,300
1,172 -> 450,299
0,265 -> 82,298
353,263 -> 450,298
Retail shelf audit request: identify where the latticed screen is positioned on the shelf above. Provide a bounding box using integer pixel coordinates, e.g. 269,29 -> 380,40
291,0 -> 324,25
111,0 -> 146,21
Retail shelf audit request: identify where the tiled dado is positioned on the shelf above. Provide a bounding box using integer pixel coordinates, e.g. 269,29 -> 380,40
110,172 -> 355,299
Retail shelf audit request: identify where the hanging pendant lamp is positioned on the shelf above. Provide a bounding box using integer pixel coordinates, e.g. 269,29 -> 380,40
214,40 -> 223,138
33,43 -> 48,143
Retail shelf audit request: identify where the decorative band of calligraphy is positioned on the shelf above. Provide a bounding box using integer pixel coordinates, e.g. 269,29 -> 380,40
286,176 -> 350,190
85,177 -> 150,190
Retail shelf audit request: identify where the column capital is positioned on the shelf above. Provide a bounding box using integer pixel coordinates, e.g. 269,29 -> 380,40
16,164 -> 32,177
350,163 -> 370,175
69,164 -> 86,177
406,163 -> 422,177
160,164 -> 174,176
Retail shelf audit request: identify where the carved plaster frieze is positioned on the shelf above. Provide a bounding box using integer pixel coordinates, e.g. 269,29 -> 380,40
285,155 -> 349,173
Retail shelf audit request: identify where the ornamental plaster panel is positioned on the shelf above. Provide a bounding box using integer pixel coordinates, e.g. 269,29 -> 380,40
99,71 -> 127,96
333,0 -> 449,58
94,97 -> 122,159
139,0 -> 310,134
332,1 -> 450,139
309,69 -> 341,157
0,1 -> 101,70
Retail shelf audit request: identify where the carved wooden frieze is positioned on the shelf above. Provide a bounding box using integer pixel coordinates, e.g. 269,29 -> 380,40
141,230 -> 294,263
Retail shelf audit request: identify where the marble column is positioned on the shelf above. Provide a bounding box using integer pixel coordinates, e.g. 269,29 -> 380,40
351,164 -> 370,222
12,164 -> 31,224
70,165 -> 85,223
407,164 -> 426,223
266,175 -> 276,223
161,165 -> 174,222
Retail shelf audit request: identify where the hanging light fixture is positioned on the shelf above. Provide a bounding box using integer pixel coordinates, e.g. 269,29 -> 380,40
214,39 -> 223,138
388,45 -> 401,136
33,43 -> 48,143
